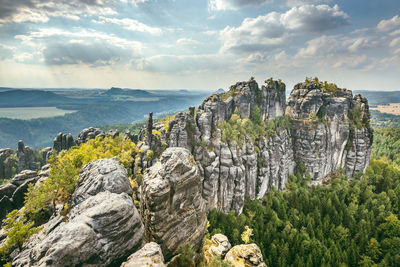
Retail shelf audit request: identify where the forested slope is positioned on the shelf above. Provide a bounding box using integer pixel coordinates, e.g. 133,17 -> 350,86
208,128 -> 400,266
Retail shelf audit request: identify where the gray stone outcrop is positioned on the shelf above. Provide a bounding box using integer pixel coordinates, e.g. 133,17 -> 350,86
121,242 -> 165,267
12,158 -> 144,267
141,147 -> 207,260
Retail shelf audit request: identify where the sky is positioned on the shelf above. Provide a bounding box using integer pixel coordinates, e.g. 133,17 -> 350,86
0,0 -> 399,91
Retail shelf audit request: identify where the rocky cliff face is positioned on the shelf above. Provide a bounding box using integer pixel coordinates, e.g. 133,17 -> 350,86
139,79 -> 372,214
286,82 -> 373,181
141,147 -> 207,260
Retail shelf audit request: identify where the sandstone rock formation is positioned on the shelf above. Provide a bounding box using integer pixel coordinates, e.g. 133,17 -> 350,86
208,234 -> 232,258
17,140 -> 38,172
0,148 -> 17,180
224,244 -> 267,267
0,170 -> 39,222
138,79 -> 372,214
122,242 -> 165,267
12,158 -> 144,267
141,147 -> 207,260
286,82 -> 373,181
76,127 -> 105,144
52,133 -> 75,153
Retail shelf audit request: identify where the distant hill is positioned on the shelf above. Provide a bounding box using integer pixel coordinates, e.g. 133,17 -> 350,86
103,87 -> 153,98
0,90 -> 74,107
215,88 -> 225,94
0,87 -> 14,92
354,90 -> 400,105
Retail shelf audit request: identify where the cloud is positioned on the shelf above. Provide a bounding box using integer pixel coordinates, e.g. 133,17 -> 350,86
281,5 -> 349,33
135,54 -> 230,73
14,28 -> 141,66
43,42 -> 134,66
176,38 -> 200,46
285,0 -> 332,7
377,15 -> 400,32
208,0 -> 272,11
220,4 -> 349,53
120,0 -> 149,6
92,16 -> 163,35
0,43 -> 15,60
0,0 -> 116,24
208,0 -> 332,10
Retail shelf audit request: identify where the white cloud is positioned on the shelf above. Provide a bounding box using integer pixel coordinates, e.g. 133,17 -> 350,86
220,4 -> 349,53
92,16 -> 163,35
285,0 -> 332,7
0,0 -> 116,24
176,38 -> 200,46
281,5 -> 349,33
208,0 -> 272,11
208,0 -> 332,10
135,54 -> 231,73
14,28 -> 142,66
0,43 -> 16,60
390,37 -> 400,48
377,15 -> 400,32
120,0 -> 149,6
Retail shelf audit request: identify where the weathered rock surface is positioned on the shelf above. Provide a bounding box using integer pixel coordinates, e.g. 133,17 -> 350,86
224,244 -> 267,267
208,234 -> 231,258
141,147 -> 207,260
0,148 -> 17,180
17,140 -> 38,172
71,157 -> 132,207
76,127 -> 105,144
138,79 -> 372,214
0,170 -> 40,222
52,132 -> 76,153
12,158 -> 144,267
286,82 -> 373,181
121,242 -> 165,267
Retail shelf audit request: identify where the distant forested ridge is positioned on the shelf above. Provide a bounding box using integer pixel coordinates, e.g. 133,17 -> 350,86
0,88 -> 209,148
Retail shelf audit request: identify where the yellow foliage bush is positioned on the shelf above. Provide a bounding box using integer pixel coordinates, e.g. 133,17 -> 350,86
24,135 -> 140,222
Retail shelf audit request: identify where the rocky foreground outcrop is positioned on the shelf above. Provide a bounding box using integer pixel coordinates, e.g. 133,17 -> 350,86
138,79 -> 373,214
141,147 -> 207,260
12,158 -> 144,266
122,242 -> 165,267
224,243 -> 267,267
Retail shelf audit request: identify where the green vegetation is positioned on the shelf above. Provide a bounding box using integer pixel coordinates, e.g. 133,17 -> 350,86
208,159 -> 400,266
218,107 -> 290,147
372,128 -> 400,165
168,244 -> 195,267
0,135 -> 141,262
304,77 -> 340,96
371,110 -> 400,128
161,115 -> 176,133
24,135 -> 139,222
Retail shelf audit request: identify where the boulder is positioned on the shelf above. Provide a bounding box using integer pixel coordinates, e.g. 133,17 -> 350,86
224,244 -> 267,267
76,127 -> 105,144
71,157 -> 132,207
141,147 -> 207,260
208,234 -> 231,258
12,158 -> 144,267
121,242 -> 165,267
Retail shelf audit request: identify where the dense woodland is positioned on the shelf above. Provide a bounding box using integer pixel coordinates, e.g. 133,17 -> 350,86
208,128 -> 400,267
